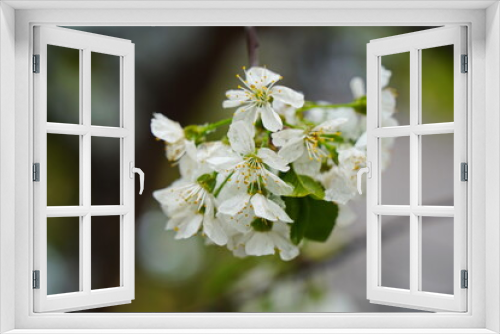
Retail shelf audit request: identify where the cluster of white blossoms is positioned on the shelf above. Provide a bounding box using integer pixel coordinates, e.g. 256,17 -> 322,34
151,66 -> 398,261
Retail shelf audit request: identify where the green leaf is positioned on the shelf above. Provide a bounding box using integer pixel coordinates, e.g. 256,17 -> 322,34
283,197 -> 305,244
284,196 -> 338,244
281,168 -> 325,199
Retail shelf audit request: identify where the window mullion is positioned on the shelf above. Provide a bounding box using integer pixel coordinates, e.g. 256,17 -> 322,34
409,48 -> 420,294
82,48 -> 92,294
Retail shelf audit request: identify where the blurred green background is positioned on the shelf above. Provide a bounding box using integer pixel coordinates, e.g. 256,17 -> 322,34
45,26 -> 454,312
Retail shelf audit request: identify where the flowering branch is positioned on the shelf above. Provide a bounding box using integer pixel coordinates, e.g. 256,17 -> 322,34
245,27 -> 260,67
150,64 -> 398,261
297,97 -> 367,115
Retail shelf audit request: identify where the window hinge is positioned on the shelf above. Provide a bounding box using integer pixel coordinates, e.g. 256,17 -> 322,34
33,54 -> 40,73
461,162 -> 468,182
33,270 -> 40,289
461,54 -> 468,73
461,270 -> 468,289
33,163 -> 40,182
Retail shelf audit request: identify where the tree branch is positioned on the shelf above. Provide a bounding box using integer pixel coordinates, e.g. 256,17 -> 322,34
245,26 -> 260,67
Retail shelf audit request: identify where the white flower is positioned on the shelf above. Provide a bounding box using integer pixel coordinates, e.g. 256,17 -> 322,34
238,220 -> 299,261
218,192 -> 293,231
272,118 -> 346,177
305,106 -> 360,138
338,147 -> 366,177
223,67 -> 304,132
273,119 -> 347,163
349,68 -> 398,127
151,113 -> 193,161
179,141 -> 231,181
207,121 -> 292,196
154,180 -> 228,246
318,167 -> 358,205
317,147 -> 366,205
355,131 -> 393,171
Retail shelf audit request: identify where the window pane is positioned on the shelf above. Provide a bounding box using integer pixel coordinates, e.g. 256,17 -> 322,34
91,137 -> 121,205
47,217 -> 80,295
421,133 -> 454,206
47,134 -> 80,206
91,216 -> 121,290
421,45 -> 454,124
91,52 -> 120,127
421,217 -> 454,294
381,136 -> 410,205
47,45 -> 80,124
380,52 -> 410,127
381,215 -> 410,290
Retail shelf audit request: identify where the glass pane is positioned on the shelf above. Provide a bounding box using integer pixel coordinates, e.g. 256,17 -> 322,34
421,134 -> 454,206
91,137 -> 121,205
47,134 -> 80,206
91,52 -> 121,127
380,52 -> 410,127
47,217 -> 80,295
91,216 -> 121,290
47,45 -> 80,124
421,217 -> 454,294
381,215 -> 410,290
421,45 -> 454,124
380,136 -> 410,205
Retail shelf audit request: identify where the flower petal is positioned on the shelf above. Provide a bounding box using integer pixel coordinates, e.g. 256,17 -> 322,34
207,155 -> 242,172
228,120 -> 256,155
260,104 -> 283,132
151,113 -> 184,143
251,193 -> 293,223
270,85 -> 304,108
324,107 -> 361,140
257,147 -> 290,172
233,105 -> 258,124
223,100 -> 244,108
320,167 -> 357,205
271,129 -> 304,147
245,67 -> 281,88
381,89 -> 397,118
262,170 -> 293,196
314,118 -> 348,133
380,66 -> 392,88
276,136 -> 305,163
171,211 -> 203,239
203,212 -> 228,246
218,192 -> 251,216
270,222 -> 299,261
178,153 -> 197,180
223,89 -> 251,107
355,132 -> 367,149
245,233 -> 275,256
292,152 -> 322,178
350,77 -> 365,99
166,139 -> 186,161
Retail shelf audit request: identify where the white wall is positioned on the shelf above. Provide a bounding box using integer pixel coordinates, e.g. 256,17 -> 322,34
0,2 -> 16,333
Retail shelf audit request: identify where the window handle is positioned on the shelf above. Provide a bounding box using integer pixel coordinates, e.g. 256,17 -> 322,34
357,161 -> 371,195
129,162 -> 145,195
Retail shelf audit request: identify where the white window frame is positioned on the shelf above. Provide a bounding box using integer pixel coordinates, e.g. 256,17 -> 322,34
366,26 -> 468,312
33,26 -> 136,313
0,1 -> 499,333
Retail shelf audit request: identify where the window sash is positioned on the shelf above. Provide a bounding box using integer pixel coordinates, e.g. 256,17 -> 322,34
366,26 -> 468,312
33,25 -> 135,313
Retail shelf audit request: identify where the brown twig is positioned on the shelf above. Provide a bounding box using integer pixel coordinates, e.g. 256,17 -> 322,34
245,26 -> 260,67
